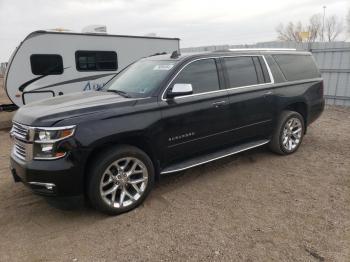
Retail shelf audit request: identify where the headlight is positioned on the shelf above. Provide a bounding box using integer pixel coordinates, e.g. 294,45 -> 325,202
33,126 -> 75,159
35,127 -> 75,142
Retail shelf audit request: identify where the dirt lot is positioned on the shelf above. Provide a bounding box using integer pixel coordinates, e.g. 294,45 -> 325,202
0,99 -> 350,261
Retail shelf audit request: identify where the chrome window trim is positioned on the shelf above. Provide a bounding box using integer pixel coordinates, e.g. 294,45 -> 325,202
161,55 -> 275,101
262,55 -> 275,84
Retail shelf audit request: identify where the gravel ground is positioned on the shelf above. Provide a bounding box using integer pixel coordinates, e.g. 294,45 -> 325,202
0,104 -> 349,261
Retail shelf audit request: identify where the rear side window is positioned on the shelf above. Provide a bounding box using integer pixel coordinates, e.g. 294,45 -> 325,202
223,57 -> 259,88
76,51 -> 117,71
172,59 -> 220,94
30,54 -> 63,75
273,54 -> 320,81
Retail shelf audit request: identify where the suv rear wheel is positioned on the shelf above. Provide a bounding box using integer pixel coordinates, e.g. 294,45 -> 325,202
269,110 -> 305,155
87,145 -> 155,215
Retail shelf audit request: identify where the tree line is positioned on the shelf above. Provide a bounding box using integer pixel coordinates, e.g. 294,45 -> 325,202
276,9 -> 350,42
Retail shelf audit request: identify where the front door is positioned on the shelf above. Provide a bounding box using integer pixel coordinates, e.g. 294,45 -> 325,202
157,58 -> 231,166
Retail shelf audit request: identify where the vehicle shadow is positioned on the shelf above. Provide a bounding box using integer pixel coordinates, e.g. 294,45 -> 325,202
43,146 -> 270,216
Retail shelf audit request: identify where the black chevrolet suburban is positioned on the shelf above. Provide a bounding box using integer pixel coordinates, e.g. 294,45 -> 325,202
9,49 -> 324,215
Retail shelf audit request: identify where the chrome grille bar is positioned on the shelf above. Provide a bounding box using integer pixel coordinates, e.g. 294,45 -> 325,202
10,121 -> 33,161
13,140 -> 26,161
11,122 -> 29,141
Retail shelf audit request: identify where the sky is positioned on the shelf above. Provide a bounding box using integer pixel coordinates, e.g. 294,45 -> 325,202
0,0 -> 349,62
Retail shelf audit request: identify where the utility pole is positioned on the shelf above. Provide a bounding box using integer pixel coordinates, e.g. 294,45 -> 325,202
322,5 -> 326,42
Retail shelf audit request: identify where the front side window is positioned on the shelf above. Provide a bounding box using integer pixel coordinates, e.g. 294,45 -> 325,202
171,59 -> 220,94
76,51 -> 117,71
224,56 -> 259,88
30,54 -> 63,75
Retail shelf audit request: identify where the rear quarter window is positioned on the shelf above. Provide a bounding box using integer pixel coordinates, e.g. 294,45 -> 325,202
273,54 -> 320,81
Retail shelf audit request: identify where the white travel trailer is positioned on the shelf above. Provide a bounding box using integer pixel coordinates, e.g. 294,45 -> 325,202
3,30 -> 180,108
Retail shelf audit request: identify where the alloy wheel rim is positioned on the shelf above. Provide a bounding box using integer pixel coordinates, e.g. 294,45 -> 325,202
282,117 -> 303,151
100,157 -> 148,208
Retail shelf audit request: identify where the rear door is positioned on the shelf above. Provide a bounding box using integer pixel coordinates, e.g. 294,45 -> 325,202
222,55 -> 275,142
158,58 -> 232,165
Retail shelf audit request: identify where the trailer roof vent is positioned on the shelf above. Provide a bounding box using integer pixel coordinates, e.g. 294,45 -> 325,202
82,25 -> 107,34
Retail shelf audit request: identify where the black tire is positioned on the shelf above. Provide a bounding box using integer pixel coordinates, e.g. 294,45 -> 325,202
87,145 -> 155,215
269,110 -> 305,155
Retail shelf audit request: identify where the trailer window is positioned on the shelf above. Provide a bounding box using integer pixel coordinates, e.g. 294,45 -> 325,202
30,54 -> 63,75
76,51 -> 117,71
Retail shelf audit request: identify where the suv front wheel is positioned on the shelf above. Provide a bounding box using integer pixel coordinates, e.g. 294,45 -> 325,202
269,110 -> 305,155
87,145 -> 155,215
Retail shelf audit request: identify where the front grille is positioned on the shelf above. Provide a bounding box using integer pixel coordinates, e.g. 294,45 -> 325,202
10,122 -> 33,161
11,122 -> 29,141
13,140 -> 27,161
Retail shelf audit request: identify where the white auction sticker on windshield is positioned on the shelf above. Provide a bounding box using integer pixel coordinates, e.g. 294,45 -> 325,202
153,64 -> 174,70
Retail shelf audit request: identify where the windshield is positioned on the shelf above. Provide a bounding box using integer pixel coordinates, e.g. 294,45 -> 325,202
106,60 -> 176,97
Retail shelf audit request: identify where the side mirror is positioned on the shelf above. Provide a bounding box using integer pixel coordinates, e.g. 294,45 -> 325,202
167,83 -> 193,99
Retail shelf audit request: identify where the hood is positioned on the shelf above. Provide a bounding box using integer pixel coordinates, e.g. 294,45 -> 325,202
13,91 -> 137,126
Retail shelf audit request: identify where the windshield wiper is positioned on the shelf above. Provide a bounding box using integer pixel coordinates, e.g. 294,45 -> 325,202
107,89 -> 131,98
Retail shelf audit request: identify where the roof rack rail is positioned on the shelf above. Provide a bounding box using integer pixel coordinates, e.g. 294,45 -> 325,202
227,48 -> 297,51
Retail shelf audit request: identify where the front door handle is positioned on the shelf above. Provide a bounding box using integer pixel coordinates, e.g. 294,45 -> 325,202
212,101 -> 227,108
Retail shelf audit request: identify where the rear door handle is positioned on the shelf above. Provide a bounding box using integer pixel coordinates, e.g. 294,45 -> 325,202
212,101 -> 227,108
264,91 -> 273,97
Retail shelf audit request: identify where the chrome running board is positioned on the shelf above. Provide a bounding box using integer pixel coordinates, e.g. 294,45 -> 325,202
160,139 -> 270,174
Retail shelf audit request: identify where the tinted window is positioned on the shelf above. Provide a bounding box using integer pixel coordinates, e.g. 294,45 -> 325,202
76,51 -> 117,71
224,57 -> 259,88
30,54 -> 63,75
273,54 -> 320,81
172,59 -> 220,94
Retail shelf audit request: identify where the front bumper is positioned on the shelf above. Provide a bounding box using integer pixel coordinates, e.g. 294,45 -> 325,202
10,153 -> 84,197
